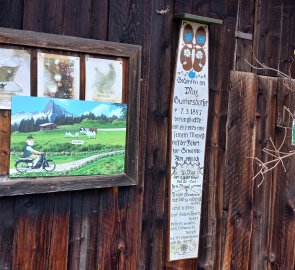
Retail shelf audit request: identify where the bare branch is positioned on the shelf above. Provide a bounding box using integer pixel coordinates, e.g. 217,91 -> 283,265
246,57 -> 295,186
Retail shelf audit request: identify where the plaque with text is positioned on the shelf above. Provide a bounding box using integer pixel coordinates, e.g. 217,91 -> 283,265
169,20 -> 209,261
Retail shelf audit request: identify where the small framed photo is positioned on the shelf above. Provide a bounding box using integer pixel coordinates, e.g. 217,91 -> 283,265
0,48 -> 31,109
37,52 -> 80,99
85,57 -> 123,103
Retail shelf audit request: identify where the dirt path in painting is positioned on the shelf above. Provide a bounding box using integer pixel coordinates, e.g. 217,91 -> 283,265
9,150 -> 125,175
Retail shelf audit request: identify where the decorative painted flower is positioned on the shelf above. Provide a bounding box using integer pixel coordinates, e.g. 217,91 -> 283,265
180,244 -> 189,254
196,50 -> 203,59
188,70 -> 196,78
184,33 -> 193,42
183,48 -> 191,58
197,35 -> 205,44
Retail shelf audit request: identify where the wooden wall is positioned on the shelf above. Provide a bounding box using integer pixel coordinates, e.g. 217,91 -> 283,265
0,0 -> 294,269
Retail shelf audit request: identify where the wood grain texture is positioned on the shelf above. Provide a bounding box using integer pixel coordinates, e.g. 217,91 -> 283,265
0,0 -> 23,29
253,0 -> 286,76
222,71 -> 257,269
266,79 -> 295,270
250,76 -> 278,270
107,1 -> 148,269
12,192 -> 71,270
0,110 -> 10,175
0,27 -> 140,57
23,0 -> 62,34
198,1 -> 239,269
174,0 -> 193,14
0,196 -> 15,270
234,0 -> 255,72
139,0 -> 176,268
67,190 -> 101,270
0,174 -> 136,197
278,1 -> 295,77
23,0 -> 109,39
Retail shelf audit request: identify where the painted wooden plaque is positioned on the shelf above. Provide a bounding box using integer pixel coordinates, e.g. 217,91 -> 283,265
169,20 -> 209,261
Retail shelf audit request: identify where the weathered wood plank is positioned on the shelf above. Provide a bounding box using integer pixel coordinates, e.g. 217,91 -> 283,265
67,190 -> 101,270
23,0 -> 109,40
62,0 -> 108,39
222,71 -> 257,269
47,193 -> 71,270
0,0 -> 23,29
23,0 -> 63,34
0,27 -> 140,57
191,1 -> 211,17
265,78 -> 295,270
0,111 -> 10,175
13,194 -> 54,270
250,76 -> 278,270
87,0 -> 109,40
136,0 -> 175,268
278,0 -> 295,75
0,197 -> 15,270
198,1 -> 239,269
96,188 -> 119,269
234,0 -> 255,72
0,174 -> 136,197
174,0 -> 192,14
107,1 -> 148,269
253,0 -> 284,76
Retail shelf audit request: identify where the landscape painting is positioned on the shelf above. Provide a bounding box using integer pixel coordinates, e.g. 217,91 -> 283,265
37,52 -> 80,100
0,48 -> 31,109
9,95 -> 127,178
85,57 -> 123,103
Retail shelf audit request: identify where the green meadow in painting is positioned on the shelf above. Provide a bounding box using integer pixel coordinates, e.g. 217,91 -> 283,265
9,96 -> 127,178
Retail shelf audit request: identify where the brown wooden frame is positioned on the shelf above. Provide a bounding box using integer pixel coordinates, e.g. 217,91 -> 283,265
0,27 -> 141,197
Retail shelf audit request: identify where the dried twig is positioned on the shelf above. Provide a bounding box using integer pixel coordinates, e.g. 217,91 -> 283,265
245,55 -> 295,91
247,57 -> 295,187
248,126 -> 295,187
156,6 -> 169,15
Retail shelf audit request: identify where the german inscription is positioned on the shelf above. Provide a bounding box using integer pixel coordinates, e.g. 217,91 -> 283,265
169,21 -> 209,261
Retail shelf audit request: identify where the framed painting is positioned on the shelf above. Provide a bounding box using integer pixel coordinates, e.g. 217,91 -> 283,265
10,96 -> 127,178
0,27 -> 142,197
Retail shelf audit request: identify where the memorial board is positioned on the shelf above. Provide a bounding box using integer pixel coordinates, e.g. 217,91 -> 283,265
169,20 -> 209,261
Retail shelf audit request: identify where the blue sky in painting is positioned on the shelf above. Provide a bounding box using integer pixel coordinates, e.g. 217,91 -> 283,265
11,95 -> 125,117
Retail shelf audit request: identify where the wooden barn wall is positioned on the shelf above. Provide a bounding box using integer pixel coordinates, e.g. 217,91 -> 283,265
0,0 -> 294,269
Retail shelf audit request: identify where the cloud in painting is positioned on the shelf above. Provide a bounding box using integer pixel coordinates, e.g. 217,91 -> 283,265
92,104 -> 123,118
92,104 -> 110,116
109,108 -> 123,118
57,99 -> 70,106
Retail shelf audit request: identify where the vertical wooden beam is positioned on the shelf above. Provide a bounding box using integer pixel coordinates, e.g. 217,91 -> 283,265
12,193 -> 70,270
67,190 -> 101,270
253,0 -> 284,76
0,0 -> 24,29
250,76 -> 278,270
174,0 -> 192,14
265,78 -> 295,270
234,0 -> 255,72
0,197 -> 15,270
107,1 -> 148,269
198,1 -> 239,269
221,71 -> 257,270
0,111 -> 10,175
